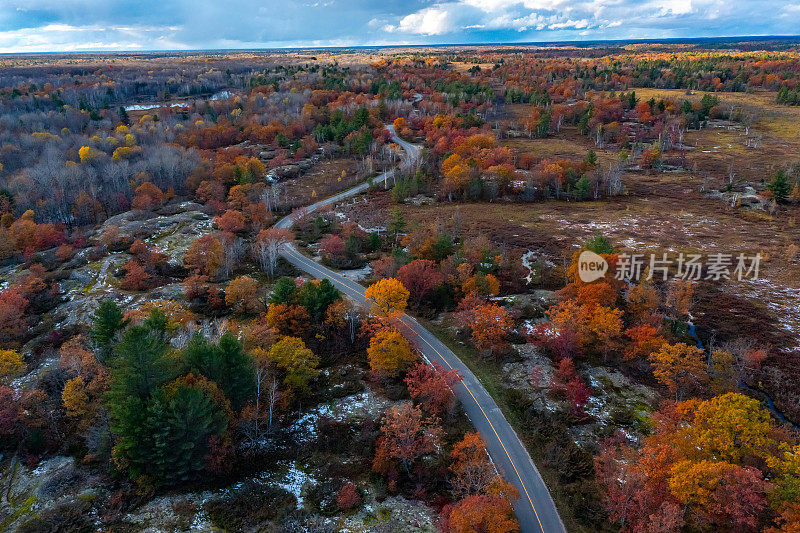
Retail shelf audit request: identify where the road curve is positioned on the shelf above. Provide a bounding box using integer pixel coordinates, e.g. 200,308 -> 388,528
276,126 -> 565,533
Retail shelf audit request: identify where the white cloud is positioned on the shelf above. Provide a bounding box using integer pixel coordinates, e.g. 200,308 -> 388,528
394,7 -> 454,35
654,0 -> 693,16
0,24 -> 184,53
1,0 -> 800,51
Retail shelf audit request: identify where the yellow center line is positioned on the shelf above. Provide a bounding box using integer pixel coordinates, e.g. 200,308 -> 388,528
404,325 -> 546,533
283,248 -> 546,533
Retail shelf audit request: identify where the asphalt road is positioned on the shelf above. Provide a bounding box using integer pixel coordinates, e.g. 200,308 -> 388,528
276,126 -> 565,533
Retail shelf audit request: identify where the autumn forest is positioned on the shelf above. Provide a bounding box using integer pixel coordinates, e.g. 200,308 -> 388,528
1,40 -> 800,532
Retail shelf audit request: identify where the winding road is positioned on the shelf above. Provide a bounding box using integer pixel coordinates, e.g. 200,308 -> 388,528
276,125 -> 565,533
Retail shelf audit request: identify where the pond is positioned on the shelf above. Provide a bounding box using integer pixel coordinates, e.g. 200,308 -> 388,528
123,90 -> 233,111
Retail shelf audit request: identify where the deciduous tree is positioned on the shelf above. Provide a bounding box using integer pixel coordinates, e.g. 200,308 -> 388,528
368,328 -> 417,377
225,275 -> 261,315
254,228 -> 292,277
373,402 -> 442,474
649,342 -> 707,399
449,432 -> 496,498
131,182 -> 164,210
396,259 -> 444,308
185,235 -> 224,278
266,303 -> 310,338
446,493 -> 520,533
268,336 -> 319,394
121,259 -> 150,291
0,287 -> 29,347
365,278 -> 409,316
463,302 -> 513,354
405,361 -> 460,416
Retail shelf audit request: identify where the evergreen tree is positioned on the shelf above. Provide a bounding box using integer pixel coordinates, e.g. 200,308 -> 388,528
387,207 -> 406,245
584,232 -> 614,255
269,276 -> 298,304
144,375 -> 230,484
118,106 -> 130,126
768,170 -> 791,204
106,318 -> 174,480
181,333 -> 254,411
91,300 -> 127,359
627,91 -> 637,110
296,278 -> 340,320
575,176 -> 592,200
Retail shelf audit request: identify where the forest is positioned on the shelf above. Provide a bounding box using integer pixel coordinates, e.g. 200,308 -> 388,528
1,40 -> 800,532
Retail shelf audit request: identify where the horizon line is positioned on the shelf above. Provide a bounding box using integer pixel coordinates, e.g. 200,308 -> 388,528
2,33 -> 800,56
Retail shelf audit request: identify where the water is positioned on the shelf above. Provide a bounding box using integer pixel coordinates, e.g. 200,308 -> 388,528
687,320 -> 798,428
123,90 -> 234,111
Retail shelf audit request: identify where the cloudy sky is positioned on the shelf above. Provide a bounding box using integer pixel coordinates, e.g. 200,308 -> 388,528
1,0 -> 799,53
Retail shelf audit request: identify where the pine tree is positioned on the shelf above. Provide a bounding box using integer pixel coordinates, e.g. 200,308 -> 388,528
106,318 -> 174,480
181,333 -> 254,411
387,207 -> 406,246
768,170 -> 791,204
144,376 -> 230,484
296,279 -> 340,320
91,300 -> 127,359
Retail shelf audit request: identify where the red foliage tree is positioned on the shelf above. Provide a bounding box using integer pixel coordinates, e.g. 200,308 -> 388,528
336,482 -> 362,511
404,361 -> 461,417
0,386 -> 19,438
320,234 -> 346,265
373,403 -> 442,475
121,260 -> 149,291
0,287 -> 29,346
396,259 -> 445,308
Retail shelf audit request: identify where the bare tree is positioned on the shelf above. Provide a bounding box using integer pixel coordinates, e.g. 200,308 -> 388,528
254,227 -> 293,277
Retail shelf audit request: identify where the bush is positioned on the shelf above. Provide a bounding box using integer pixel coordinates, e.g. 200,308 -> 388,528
203,481 -> 296,531
17,496 -> 95,533
337,482 -> 362,511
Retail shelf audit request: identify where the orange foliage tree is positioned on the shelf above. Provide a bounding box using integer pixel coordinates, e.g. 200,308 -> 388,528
185,235 -> 224,278
214,209 -> 246,233
459,300 -> 513,354
266,303 -> 310,338
121,259 -> 149,291
131,182 -> 165,210
225,275 -> 261,315
446,490 -> 520,533
373,402 -> 442,474
449,432 -> 496,498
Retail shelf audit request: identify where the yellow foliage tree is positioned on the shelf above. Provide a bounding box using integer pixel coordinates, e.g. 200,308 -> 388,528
367,328 -> 417,377
268,336 -> 320,394
62,376 -> 89,418
648,342 -> 707,399
78,146 -> 102,164
689,392 -> 774,464
365,278 -> 409,316
668,459 -> 738,508
0,349 -> 25,383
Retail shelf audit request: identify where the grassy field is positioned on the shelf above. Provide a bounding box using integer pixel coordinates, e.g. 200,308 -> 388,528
283,157 -> 366,208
